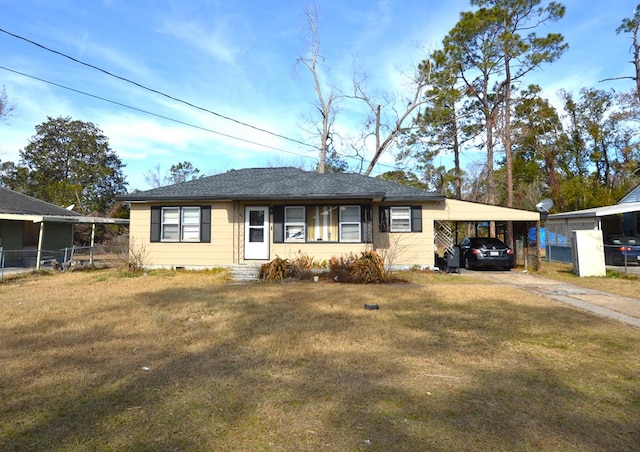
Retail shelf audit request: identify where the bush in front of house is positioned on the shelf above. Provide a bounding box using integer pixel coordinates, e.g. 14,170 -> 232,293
259,254 -> 313,281
328,250 -> 387,284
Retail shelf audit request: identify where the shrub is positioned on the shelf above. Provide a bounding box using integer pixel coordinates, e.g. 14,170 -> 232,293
328,250 -> 387,284
260,254 -> 314,282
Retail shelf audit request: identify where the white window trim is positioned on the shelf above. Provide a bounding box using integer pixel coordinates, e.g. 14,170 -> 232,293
285,206 -> 306,242
181,206 -> 201,242
161,206 -> 201,243
339,205 -> 361,242
390,206 -> 411,232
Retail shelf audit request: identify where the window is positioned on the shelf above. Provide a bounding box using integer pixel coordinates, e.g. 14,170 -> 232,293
379,206 -> 422,233
390,207 -> 411,232
285,206 -> 305,242
339,205 -> 361,242
161,207 -> 180,241
181,207 -> 201,242
273,204 -> 370,243
151,206 -> 211,243
307,205 -> 338,241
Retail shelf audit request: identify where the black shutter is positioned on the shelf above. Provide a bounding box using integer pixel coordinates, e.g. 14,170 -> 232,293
361,204 -> 372,243
272,205 -> 284,243
379,206 -> 390,232
411,205 -> 422,232
150,206 -> 161,242
200,206 -> 211,243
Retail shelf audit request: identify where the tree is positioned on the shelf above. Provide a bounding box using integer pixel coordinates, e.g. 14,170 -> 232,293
407,49 -> 482,199
296,1 -> 338,174
346,57 -> 434,176
444,1 -> 566,206
509,85 -> 565,210
614,5 -> 640,97
6,116 -> 127,214
145,161 -> 201,188
0,86 -> 15,123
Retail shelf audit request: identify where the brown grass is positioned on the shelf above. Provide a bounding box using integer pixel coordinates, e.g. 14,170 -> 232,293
1,268 -> 639,451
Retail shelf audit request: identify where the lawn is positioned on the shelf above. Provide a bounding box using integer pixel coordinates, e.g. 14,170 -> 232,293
1,268 -> 639,451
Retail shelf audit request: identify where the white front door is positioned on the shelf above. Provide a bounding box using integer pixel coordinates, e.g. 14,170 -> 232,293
244,206 -> 270,260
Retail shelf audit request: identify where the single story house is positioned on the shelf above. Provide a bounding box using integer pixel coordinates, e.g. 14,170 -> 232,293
0,187 -> 129,268
119,167 -> 540,271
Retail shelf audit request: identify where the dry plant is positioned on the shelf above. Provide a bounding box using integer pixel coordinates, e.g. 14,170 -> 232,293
328,250 -> 387,283
122,238 -> 148,273
1,269 -> 639,451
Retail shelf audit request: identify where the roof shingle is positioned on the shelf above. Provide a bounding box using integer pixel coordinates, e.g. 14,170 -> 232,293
0,187 -> 81,216
121,167 -> 444,202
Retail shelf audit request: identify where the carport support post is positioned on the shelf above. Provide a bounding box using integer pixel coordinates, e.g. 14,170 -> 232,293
536,220 -> 542,270
36,221 -> 45,271
90,223 -> 96,266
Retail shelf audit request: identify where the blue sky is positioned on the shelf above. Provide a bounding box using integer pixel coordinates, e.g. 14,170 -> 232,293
0,0 -> 638,191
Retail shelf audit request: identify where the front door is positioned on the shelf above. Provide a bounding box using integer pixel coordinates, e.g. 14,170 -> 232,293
244,206 -> 270,260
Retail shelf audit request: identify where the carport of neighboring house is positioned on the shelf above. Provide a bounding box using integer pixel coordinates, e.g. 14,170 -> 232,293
545,201 -> 640,263
431,199 -> 541,268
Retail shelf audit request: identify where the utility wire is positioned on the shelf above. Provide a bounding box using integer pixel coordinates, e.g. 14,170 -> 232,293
0,28 -> 400,173
0,27 -> 317,150
0,65 -> 315,159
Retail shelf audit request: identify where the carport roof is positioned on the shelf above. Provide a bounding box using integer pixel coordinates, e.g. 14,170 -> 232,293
0,187 -> 129,225
433,199 -> 540,222
547,202 -> 640,220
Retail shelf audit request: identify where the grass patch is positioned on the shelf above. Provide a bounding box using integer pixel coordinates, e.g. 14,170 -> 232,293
1,268 -> 639,451
534,261 -> 640,300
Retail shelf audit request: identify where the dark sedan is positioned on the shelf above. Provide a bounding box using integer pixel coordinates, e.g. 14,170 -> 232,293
603,236 -> 640,265
459,237 -> 514,270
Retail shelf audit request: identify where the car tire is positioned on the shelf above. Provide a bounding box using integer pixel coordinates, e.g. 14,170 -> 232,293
464,258 -> 472,270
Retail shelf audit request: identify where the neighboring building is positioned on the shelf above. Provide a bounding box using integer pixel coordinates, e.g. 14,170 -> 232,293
120,167 -> 540,271
544,185 -> 640,262
0,187 -> 128,268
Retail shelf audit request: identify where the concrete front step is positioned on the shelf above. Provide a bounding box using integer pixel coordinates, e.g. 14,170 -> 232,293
229,264 -> 261,281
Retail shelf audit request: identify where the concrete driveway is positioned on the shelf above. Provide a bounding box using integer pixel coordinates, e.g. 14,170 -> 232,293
461,268 -> 640,329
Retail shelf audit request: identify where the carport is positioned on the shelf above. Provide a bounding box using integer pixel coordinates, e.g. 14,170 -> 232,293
430,199 -> 542,269
0,187 -> 129,270
544,202 -> 640,263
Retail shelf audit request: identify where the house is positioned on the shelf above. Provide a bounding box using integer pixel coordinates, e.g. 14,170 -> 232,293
0,187 -> 129,268
119,167 -> 540,271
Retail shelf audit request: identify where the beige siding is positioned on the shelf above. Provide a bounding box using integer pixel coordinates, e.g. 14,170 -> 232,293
432,199 -> 539,222
373,204 -> 435,268
271,242 -> 373,263
129,202 -> 235,268
268,202 -> 436,269
130,201 -> 439,269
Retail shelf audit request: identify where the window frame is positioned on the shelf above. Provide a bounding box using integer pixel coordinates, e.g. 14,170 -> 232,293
339,205 -> 361,242
152,206 -> 210,243
389,206 -> 411,232
284,206 -> 306,242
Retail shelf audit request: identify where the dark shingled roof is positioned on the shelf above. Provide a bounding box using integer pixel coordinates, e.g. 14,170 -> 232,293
120,167 -> 445,202
0,187 -> 82,216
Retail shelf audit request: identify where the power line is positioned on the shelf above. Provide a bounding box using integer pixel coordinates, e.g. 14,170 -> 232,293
0,28 -> 402,174
0,26 -> 317,150
0,65 -> 316,160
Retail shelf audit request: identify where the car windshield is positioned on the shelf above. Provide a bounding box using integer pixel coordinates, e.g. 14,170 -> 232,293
472,238 -> 506,248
